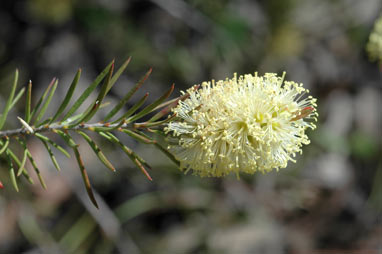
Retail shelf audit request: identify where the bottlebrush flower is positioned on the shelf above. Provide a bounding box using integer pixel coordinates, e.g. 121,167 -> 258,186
366,15 -> 382,63
165,73 -> 318,177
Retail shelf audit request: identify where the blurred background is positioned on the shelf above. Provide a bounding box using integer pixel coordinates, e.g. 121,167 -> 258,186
0,0 -> 381,253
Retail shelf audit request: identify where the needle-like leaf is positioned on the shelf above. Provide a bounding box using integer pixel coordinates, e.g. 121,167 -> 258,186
55,130 -> 99,208
50,69 -> 82,124
16,138 -> 47,189
77,130 -> 115,172
112,93 -> 149,124
40,139 -> 61,172
62,60 -> 114,122
35,79 -> 58,125
17,149 -> 28,177
104,67 -> 152,122
136,130 -> 180,167
25,81 -> 32,123
127,84 -> 174,123
0,69 -> 18,130
120,129 -> 156,144
108,57 -> 131,91
3,146 -> 34,184
35,133 -> 71,158
71,62 -> 114,125
9,87 -> 25,111
6,150 -> 19,192
29,78 -> 56,124
0,137 -> 10,155
100,132 -> 152,181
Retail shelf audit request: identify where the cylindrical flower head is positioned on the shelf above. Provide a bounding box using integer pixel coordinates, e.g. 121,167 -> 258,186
165,73 -> 318,177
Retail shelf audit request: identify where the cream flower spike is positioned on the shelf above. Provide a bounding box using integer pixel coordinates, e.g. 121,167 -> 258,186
165,72 -> 318,178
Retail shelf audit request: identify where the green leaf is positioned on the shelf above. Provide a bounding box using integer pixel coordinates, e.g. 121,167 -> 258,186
108,57 -> 131,91
60,102 -> 110,125
134,114 -> 176,129
56,130 -> 99,208
155,142 -> 180,167
23,147 -> 47,189
35,133 -> 71,158
6,150 -> 19,192
104,67 -> 152,122
73,145 -> 99,208
62,60 -> 114,122
9,87 -> 25,111
0,69 -> 19,130
120,129 -> 155,144
77,130 -> 115,172
4,147 -> 34,184
112,93 -> 149,124
71,62 -> 114,125
29,78 -> 56,124
35,79 -> 59,126
25,81 -> 32,123
15,138 -> 29,178
40,139 -> 61,172
100,132 -> 152,181
149,87 -> 195,122
127,84 -> 174,123
136,130 -> 180,167
0,137 -> 10,155
50,69 -> 82,124
17,148 -> 28,177
54,130 -> 76,147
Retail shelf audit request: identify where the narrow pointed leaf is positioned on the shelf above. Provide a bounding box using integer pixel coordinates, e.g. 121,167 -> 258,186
35,133 -> 71,158
35,79 -> 58,125
56,130 -> 98,208
29,78 -> 56,123
120,129 -> 156,144
71,63 -> 114,125
54,130 -> 76,148
134,114 -> 176,129
9,87 -> 25,110
152,84 -> 198,112
73,146 -> 99,208
0,69 -> 18,130
62,60 -> 114,121
17,149 -> 28,177
5,148 -> 34,184
60,102 -> 110,125
50,69 -> 81,123
127,84 -> 174,123
104,67 -> 152,122
26,150 -> 47,189
77,130 -> 115,172
112,93 -> 149,123
155,142 -> 180,167
6,150 -> 19,192
149,88 -> 195,122
108,57 -> 131,91
40,139 -> 61,171
100,132 -> 152,181
136,130 -> 180,167
25,81 -> 32,123
0,137 -> 10,155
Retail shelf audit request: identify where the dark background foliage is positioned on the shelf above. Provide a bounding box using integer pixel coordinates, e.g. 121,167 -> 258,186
0,0 -> 381,253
